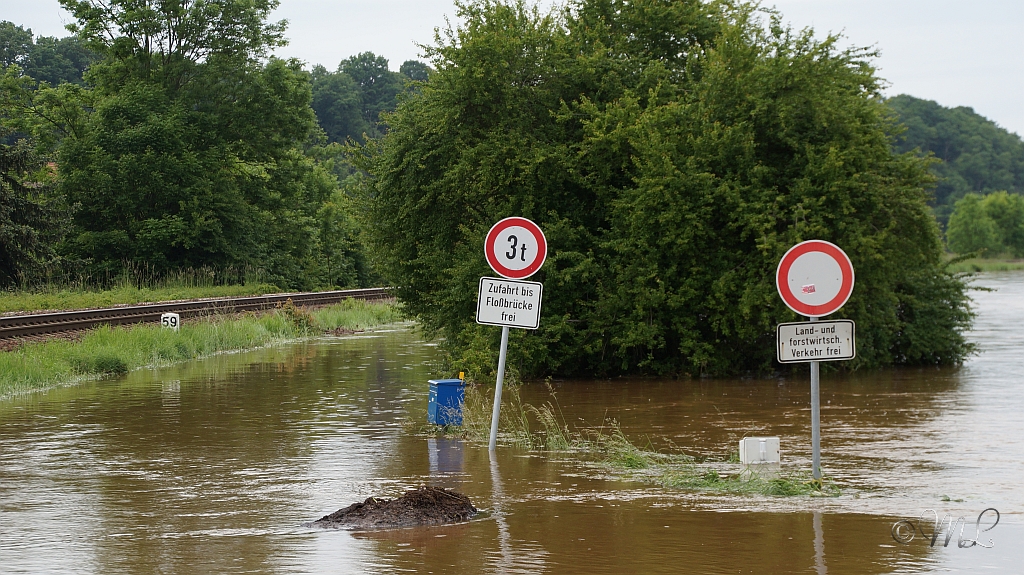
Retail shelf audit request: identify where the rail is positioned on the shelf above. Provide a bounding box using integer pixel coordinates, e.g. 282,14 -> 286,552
0,288 -> 391,340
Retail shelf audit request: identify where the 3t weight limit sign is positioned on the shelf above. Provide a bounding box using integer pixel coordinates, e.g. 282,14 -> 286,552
484,217 -> 547,280
479,216 -> 548,451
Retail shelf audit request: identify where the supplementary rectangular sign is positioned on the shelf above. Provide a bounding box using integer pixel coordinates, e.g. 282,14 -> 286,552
476,277 -> 543,329
777,320 -> 855,363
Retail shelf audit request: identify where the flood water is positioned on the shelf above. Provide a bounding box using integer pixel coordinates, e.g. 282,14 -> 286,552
1,272 -> 1022,574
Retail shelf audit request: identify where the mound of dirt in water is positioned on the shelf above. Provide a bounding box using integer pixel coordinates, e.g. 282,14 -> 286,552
312,486 -> 476,530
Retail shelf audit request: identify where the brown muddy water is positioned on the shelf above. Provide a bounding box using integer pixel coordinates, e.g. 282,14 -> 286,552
1,273 -> 1022,574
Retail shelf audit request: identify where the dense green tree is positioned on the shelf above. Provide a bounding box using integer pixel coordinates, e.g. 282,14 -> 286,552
889,94 -> 1024,224
315,183 -> 371,288
946,194 -> 1001,256
981,191 -> 1024,256
52,0 -> 334,286
0,21 -> 33,67
1,65 -> 83,287
339,52 -> 404,133
310,54 -> 431,144
399,59 -> 431,82
946,191 -> 1024,257
23,35 -> 99,85
0,136 -> 72,287
310,64 -> 370,144
367,0 -> 974,377
1,21 -> 99,85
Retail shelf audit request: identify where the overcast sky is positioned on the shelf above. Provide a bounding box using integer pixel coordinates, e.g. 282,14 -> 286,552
3,0 -> 1022,135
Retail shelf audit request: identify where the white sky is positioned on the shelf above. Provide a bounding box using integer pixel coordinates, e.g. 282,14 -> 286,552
3,0 -> 1022,136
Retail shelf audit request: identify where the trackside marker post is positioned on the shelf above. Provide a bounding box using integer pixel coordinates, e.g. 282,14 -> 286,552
776,240 -> 855,480
479,217 -> 547,451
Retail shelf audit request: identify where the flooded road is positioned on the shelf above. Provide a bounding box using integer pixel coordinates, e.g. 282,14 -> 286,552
1,273 -> 1022,574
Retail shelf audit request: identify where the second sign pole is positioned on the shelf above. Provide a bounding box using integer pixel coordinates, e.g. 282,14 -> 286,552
809,316 -> 821,480
489,326 -> 510,451
776,239 -> 856,481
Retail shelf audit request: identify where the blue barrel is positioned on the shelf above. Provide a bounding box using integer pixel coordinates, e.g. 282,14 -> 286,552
428,378 -> 465,426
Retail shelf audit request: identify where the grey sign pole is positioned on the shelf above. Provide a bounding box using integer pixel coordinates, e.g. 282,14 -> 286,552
809,316 -> 821,479
488,325 -> 510,451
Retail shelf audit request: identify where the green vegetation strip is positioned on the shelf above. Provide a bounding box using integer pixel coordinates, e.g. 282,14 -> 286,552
0,284 -> 281,315
418,382 -> 838,498
943,258 -> 1024,274
0,300 -> 400,398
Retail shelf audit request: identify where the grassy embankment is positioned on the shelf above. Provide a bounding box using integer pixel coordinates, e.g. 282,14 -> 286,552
420,381 -> 838,497
944,256 -> 1024,274
0,299 -> 401,398
0,283 -> 281,315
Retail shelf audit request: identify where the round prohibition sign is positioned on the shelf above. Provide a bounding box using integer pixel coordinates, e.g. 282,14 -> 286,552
484,217 -> 547,279
776,240 -> 855,317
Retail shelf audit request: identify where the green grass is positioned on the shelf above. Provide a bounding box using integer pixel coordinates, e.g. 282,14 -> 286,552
0,299 -> 401,398
944,257 -> 1024,274
417,380 -> 839,497
657,466 -> 839,497
0,283 -> 283,315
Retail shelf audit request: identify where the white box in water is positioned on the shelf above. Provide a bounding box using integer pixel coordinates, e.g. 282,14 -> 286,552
739,436 -> 780,465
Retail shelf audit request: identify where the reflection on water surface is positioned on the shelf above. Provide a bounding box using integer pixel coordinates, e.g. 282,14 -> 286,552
1,274 -> 1022,574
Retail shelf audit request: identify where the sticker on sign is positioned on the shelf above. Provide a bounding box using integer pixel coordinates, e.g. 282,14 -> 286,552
777,320 -> 855,363
476,277 -> 543,329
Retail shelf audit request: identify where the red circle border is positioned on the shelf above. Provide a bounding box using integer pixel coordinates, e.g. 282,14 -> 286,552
484,217 -> 548,279
775,240 -> 854,318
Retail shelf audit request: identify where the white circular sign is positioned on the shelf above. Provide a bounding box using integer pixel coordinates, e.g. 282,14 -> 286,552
786,251 -> 844,307
776,240 -> 855,317
484,217 -> 547,279
492,225 -> 537,272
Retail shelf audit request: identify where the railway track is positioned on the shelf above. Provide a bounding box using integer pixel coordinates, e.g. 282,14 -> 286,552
0,288 -> 391,340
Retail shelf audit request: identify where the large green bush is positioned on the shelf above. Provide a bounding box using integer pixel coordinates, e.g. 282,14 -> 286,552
367,0 -> 974,377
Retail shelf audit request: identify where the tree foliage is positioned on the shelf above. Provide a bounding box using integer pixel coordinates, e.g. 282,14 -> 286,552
889,94 -> 1024,224
947,191 -> 1024,257
50,0 -> 356,287
0,136 -> 72,287
310,54 -> 431,144
367,0 -> 974,377
1,20 -> 99,85
311,64 -> 371,144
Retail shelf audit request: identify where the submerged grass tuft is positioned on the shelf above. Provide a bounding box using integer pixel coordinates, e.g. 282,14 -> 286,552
0,300 -> 401,398
416,379 -> 839,498
659,466 -> 839,497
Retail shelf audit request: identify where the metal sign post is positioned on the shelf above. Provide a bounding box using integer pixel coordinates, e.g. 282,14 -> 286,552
477,277 -> 542,450
488,326 -> 510,450
809,316 -> 821,480
776,240 -> 856,480
479,217 -> 548,452
777,317 -> 857,479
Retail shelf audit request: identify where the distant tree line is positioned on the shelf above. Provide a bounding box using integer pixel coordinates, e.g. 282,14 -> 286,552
312,54 -> 429,145
889,94 -> 1024,255
0,21 -> 98,87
